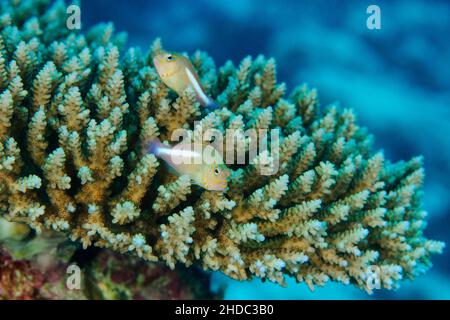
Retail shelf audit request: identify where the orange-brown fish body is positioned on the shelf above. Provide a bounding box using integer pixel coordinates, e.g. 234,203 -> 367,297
147,139 -> 230,191
153,51 -> 219,110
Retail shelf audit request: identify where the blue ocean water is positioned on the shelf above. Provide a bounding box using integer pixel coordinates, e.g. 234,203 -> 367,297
81,0 -> 450,299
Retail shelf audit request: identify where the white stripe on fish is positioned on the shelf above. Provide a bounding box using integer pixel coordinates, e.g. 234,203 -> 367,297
146,138 -> 231,191
185,66 -> 210,106
157,146 -> 201,159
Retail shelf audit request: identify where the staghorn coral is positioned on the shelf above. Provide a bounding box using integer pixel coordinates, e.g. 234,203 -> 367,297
0,0 -> 444,294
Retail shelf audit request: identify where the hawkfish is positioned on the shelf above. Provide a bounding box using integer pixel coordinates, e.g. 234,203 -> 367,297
153,51 -> 220,110
147,139 -> 230,191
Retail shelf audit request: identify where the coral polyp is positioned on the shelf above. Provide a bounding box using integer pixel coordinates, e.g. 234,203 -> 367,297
0,0 -> 444,293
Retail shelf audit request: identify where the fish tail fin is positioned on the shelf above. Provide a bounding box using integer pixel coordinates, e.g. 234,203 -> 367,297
205,99 -> 220,111
146,138 -> 164,156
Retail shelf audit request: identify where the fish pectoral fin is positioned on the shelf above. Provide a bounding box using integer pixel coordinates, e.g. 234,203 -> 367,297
190,177 -> 209,190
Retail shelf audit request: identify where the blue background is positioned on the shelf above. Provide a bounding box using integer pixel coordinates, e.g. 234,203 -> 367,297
80,0 -> 450,299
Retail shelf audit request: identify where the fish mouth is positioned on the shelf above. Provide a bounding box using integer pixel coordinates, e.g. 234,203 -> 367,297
213,180 -> 228,191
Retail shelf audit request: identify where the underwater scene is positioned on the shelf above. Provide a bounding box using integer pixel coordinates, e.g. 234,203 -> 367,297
0,0 -> 449,300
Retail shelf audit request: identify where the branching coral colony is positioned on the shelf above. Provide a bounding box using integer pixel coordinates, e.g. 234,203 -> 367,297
0,0 -> 444,293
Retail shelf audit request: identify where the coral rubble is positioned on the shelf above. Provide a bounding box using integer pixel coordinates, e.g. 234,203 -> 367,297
0,219 -> 85,299
0,0 -> 444,293
0,219 -> 214,300
85,249 -> 217,300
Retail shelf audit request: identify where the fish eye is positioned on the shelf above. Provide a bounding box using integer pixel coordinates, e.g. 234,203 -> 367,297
214,167 -> 221,175
166,55 -> 175,61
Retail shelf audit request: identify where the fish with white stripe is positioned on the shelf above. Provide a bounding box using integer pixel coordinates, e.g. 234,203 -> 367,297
147,139 -> 231,191
153,51 -> 219,110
